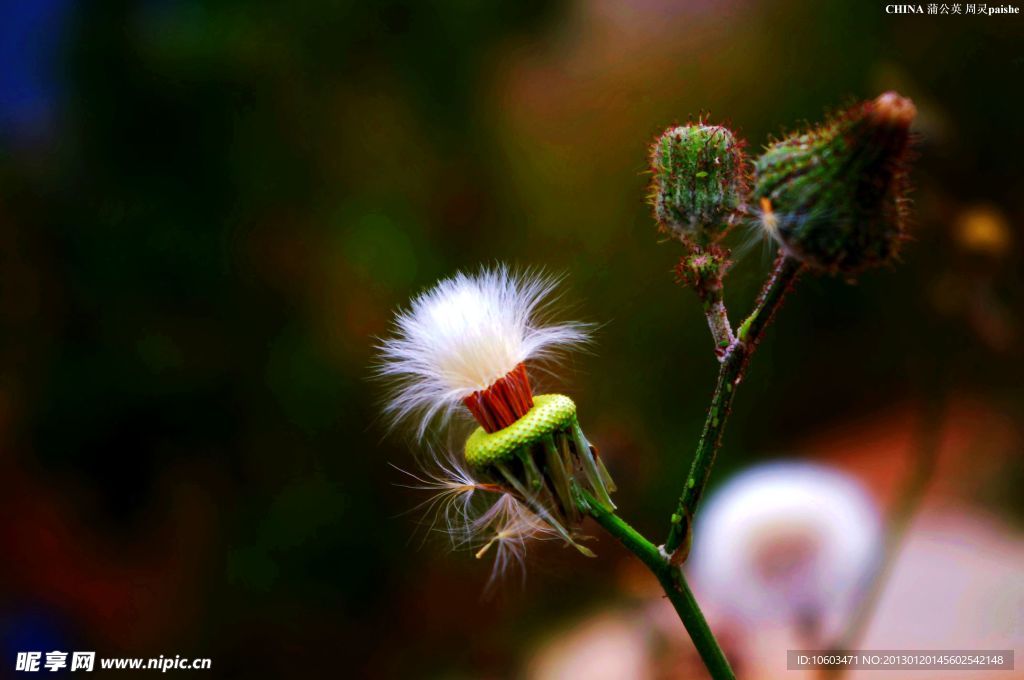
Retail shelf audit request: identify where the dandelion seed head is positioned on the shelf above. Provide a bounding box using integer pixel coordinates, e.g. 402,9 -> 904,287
377,265 -> 591,438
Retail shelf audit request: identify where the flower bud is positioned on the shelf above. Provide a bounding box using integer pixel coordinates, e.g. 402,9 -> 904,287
650,123 -> 747,244
754,92 -> 916,274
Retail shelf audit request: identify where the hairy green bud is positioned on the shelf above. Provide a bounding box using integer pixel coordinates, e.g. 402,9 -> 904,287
650,123 -> 746,243
754,92 -> 916,274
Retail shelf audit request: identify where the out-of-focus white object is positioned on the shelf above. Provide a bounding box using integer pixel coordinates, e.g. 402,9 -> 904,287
689,461 -> 881,640
732,509 -> 1024,680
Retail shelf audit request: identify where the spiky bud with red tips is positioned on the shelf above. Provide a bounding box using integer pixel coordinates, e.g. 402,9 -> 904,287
754,92 -> 916,274
650,123 -> 747,245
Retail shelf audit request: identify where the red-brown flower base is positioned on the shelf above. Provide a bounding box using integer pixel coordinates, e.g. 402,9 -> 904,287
463,363 -> 534,433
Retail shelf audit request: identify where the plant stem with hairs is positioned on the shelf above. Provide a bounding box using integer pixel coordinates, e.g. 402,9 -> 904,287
575,254 -> 802,679
664,254 -> 804,561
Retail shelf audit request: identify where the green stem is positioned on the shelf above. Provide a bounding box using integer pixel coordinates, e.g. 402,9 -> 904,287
578,489 -> 736,680
664,254 -> 803,559
700,279 -> 735,360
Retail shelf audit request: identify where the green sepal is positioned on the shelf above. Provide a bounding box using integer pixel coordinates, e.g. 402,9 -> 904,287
464,394 -> 576,467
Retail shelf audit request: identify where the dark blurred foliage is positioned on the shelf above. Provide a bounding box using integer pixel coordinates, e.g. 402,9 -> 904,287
0,0 -> 1020,677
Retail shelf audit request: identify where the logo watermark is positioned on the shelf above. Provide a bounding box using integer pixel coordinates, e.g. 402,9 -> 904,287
788,650 -> 1014,670
885,3 -> 1021,14
15,652 -> 211,673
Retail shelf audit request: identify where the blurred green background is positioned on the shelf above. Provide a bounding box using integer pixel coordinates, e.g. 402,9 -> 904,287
0,0 -> 1020,677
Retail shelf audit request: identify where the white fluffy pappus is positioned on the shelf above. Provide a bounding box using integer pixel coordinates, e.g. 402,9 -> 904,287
376,265 -> 591,438
688,461 -> 881,641
394,451 -> 564,588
